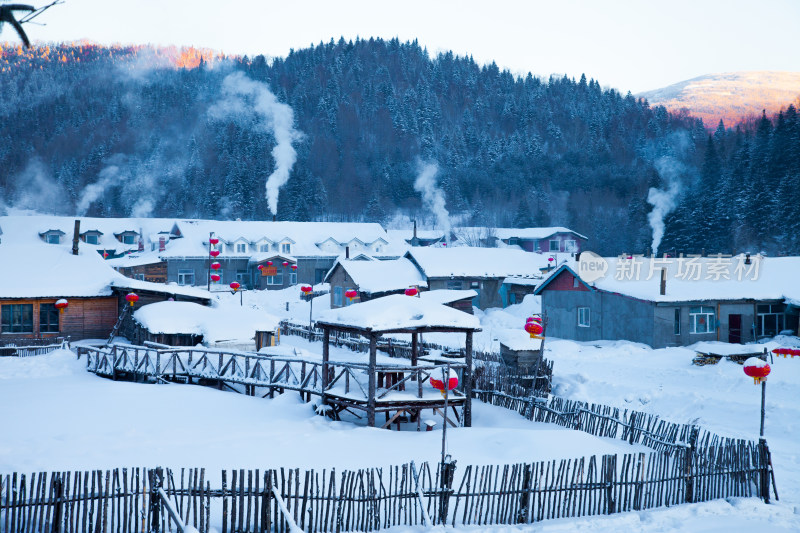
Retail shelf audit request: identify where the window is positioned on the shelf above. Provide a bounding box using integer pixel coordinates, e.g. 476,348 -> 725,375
290,272 -> 297,285
578,307 -> 590,327
236,270 -> 251,286
135,273 -> 145,281
85,234 -> 98,245
259,244 -> 270,252
690,306 -> 715,334
564,240 -> 577,252
47,234 -> 60,244
549,239 -> 560,252
2,304 -> 34,333
447,281 -> 463,290
674,308 -> 681,335
236,243 -> 247,253
40,304 -> 59,333
122,234 -> 136,245
281,243 -> 291,254
334,286 -> 343,307
267,272 -> 283,285
573,277 -> 580,288
756,304 -> 785,338
178,269 -> 195,286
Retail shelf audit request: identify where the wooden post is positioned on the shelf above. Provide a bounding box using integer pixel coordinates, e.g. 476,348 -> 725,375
685,426 -> 698,503
322,327 -> 330,407
412,333 -> 422,398
368,334 -> 377,427
149,468 -> 163,532
51,473 -> 64,533
464,331 -> 473,427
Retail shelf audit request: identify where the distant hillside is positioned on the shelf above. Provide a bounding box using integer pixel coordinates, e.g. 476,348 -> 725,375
638,71 -> 800,128
1,41 -> 799,255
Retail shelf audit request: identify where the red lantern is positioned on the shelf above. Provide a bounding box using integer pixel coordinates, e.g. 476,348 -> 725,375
282,261 -> 289,267
257,264 -> 264,270
210,273 -> 221,282
429,368 -> 459,395
404,287 -> 418,297
291,264 -> 297,271
790,349 -> 800,358
211,262 -> 221,270
743,357 -> 771,385
524,321 -> 544,338
209,238 -> 219,246
125,293 -> 139,307
266,261 -> 273,266
54,299 -> 68,314
301,285 -> 313,294
345,289 -> 358,301
548,257 -> 554,262
230,281 -> 241,292
210,250 -> 220,258
773,348 -> 787,358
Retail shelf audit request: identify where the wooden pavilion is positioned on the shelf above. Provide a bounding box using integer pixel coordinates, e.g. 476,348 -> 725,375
315,294 -> 482,429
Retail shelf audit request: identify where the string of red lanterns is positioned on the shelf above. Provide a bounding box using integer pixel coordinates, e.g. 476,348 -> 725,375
772,347 -> 800,358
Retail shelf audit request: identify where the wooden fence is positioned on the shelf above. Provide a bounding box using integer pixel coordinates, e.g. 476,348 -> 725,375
0,339 -> 68,358
0,445 -> 771,533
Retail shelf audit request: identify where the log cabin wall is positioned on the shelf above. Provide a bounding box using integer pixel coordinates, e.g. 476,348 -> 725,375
0,296 -> 118,341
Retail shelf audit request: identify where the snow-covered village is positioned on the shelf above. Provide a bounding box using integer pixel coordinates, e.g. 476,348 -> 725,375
2,2 -> 800,533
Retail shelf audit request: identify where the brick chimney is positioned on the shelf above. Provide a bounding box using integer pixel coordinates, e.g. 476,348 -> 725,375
660,268 -> 667,296
158,236 -> 166,252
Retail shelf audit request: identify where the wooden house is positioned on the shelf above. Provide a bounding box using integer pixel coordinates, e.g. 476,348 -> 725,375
325,257 -> 427,308
535,256 -> 800,348
405,247 -> 551,310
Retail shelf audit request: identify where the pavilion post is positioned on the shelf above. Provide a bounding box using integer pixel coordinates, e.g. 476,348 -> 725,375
321,326 -> 330,406
412,333 -> 422,398
464,330 -> 473,427
368,333 -> 377,427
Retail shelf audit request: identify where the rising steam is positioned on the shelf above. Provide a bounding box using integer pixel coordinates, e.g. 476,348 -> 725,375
209,71 -> 302,216
413,161 -> 451,244
646,156 -> 684,255
76,162 -> 128,216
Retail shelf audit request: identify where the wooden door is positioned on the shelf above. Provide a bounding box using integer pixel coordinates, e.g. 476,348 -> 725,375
729,314 -> 742,344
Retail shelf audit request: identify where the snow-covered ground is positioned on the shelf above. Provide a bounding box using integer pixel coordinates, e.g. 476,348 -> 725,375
2,292 -> 800,532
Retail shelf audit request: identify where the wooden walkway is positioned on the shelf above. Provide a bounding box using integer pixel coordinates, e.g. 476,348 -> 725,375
78,344 -> 467,429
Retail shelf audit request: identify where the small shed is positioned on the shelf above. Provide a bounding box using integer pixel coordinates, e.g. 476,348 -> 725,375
418,289 -> 478,315
496,330 -> 543,373
325,257 -> 427,308
315,294 -> 482,428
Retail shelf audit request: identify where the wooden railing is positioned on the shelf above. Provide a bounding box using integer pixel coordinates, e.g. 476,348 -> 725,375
78,344 -> 467,405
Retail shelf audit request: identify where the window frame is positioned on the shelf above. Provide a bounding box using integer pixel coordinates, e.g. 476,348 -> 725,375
549,239 -> 560,252
85,234 -> 99,245
122,234 -> 136,245
577,306 -> 590,327
267,272 -> 283,285
236,243 -> 247,253
39,304 -> 60,334
281,243 -> 291,254
756,304 -> 785,338
689,306 -> 715,334
1,304 -> 34,334
447,281 -> 463,290
674,308 -> 681,335
177,269 -> 195,286
47,234 -> 61,244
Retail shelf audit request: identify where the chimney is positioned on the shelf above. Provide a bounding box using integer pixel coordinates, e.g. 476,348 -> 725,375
660,267 -> 667,296
72,220 -> 80,256
138,227 -> 144,252
575,252 -> 581,262
745,253 -> 751,265
345,246 -> 350,259
413,219 -> 417,240
158,236 -> 166,252
272,214 -> 277,222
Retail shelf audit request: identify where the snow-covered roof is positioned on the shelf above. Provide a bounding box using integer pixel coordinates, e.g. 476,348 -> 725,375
133,301 -> 280,343
327,258 -> 427,294
0,241 -> 210,301
503,276 -> 545,287
496,329 -> 543,351
406,247 -> 553,279
454,226 -> 588,241
540,255 -> 800,304
0,215 -> 408,260
418,289 -> 478,305
316,294 -> 482,333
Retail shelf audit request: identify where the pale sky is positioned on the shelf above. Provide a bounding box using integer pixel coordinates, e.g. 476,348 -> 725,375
5,0 -> 800,93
